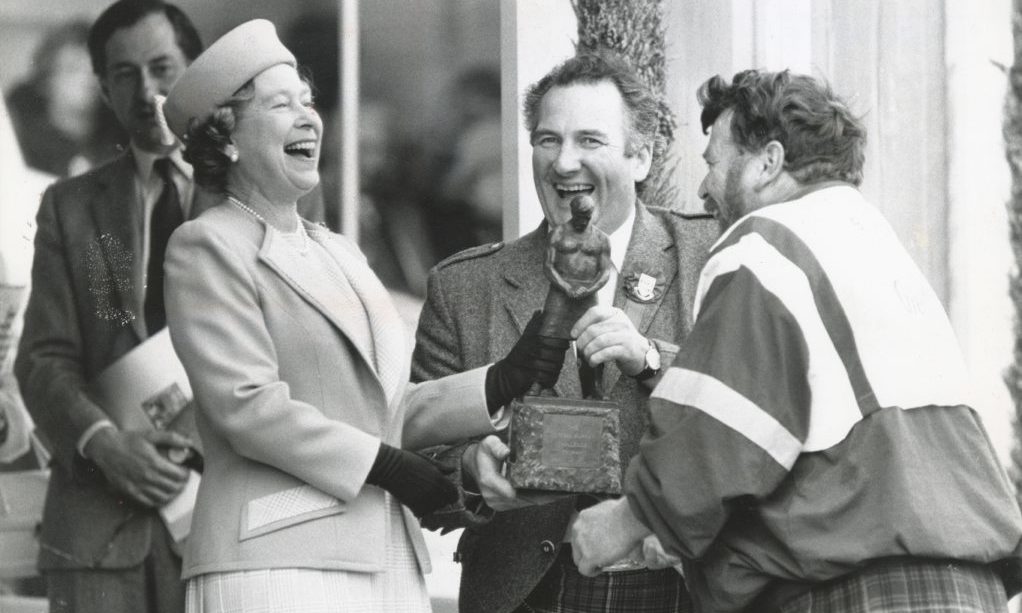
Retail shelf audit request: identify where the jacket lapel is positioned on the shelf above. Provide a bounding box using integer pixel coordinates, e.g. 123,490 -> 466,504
604,203 -> 678,392
500,226 -> 581,399
315,227 -> 406,405
90,153 -> 146,341
257,223 -> 403,404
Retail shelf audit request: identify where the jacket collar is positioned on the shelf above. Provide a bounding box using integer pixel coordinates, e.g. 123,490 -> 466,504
500,222 -> 551,332
601,201 -> 678,391
496,223 -> 580,398
256,219 -> 405,405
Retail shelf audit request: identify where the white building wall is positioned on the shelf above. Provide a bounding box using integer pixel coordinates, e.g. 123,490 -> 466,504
945,0 -> 1015,471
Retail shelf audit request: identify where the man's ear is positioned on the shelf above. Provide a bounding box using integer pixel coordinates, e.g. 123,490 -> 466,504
630,143 -> 653,182
754,140 -> 785,188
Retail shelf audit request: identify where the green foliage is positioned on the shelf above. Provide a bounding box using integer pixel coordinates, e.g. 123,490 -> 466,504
1006,0 -> 1022,503
572,0 -> 679,209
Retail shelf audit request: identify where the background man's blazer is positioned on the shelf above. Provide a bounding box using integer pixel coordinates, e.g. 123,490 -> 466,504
412,202 -> 718,613
16,152 -> 171,570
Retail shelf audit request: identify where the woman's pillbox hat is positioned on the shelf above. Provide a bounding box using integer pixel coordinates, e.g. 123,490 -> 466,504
163,19 -> 295,139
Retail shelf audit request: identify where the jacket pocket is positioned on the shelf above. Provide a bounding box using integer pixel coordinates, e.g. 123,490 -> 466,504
239,484 -> 345,541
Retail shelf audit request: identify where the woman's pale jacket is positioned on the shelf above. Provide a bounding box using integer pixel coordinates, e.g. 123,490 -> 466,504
164,202 -> 495,579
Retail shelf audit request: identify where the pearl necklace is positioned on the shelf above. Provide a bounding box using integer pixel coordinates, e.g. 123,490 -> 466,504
227,195 -> 309,253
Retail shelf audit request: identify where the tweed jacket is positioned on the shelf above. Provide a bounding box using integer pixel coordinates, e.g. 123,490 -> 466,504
164,202 -> 498,578
411,202 -> 718,613
15,152 -> 189,570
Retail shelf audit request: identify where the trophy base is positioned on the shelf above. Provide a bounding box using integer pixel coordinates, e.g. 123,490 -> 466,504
507,395 -> 622,496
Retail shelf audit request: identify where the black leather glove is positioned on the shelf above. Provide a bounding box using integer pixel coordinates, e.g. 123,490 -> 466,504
365,443 -> 458,517
485,310 -> 570,412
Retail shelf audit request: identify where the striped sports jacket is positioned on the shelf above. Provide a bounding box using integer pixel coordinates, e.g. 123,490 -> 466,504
625,184 -> 1022,612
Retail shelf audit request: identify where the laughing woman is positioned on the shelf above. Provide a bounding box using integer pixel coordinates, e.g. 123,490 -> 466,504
161,20 -> 564,613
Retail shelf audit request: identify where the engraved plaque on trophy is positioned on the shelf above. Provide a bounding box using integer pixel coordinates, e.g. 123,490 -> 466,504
507,396 -> 622,495
507,195 -> 623,496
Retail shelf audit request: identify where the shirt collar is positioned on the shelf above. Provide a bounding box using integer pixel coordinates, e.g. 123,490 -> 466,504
130,142 -> 192,182
606,204 -> 635,272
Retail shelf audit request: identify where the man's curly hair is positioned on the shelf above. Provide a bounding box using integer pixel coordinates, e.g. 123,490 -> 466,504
698,69 -> 866,186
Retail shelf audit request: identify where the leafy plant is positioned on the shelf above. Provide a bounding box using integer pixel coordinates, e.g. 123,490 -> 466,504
572,0 -> 679,209
1004,0 -> 1022,503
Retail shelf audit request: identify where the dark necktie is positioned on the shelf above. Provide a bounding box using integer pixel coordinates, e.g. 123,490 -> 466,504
144,158 -> 184,335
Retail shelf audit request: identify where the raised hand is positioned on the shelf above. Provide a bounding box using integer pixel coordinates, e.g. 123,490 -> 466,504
485,310 -> 570,410
572,305 -> 648,375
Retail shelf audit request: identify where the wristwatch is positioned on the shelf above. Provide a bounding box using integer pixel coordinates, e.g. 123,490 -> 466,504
632,339 -> 662,381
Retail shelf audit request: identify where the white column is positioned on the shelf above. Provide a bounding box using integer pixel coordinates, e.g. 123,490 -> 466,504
338,0 -> 360,239
945,0 -> 1015,468
500,0 -> 577,240
751,0 -> 812,73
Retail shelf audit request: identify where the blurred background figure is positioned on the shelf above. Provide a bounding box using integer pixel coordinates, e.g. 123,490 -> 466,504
413,65 -> 503,260
0,83 -> 51,607
5,20 -> 124,177
0,94 -> 45,470
438,66 -> 503,251
284,15 -> 435,297
358,100 -> 436,298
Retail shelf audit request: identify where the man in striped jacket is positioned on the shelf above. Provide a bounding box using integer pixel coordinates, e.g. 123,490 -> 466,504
569,69 -> 1022,613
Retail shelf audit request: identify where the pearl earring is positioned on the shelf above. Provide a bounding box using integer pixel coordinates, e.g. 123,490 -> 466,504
224,144 -> 239,162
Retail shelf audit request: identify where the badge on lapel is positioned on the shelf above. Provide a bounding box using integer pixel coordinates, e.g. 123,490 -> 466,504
621,270 -> 664,303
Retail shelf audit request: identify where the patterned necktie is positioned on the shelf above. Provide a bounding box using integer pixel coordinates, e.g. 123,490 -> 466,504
144,158 -> 184,335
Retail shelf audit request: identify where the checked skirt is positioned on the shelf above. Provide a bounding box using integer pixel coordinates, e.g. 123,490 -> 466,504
771,558 -> 1007,613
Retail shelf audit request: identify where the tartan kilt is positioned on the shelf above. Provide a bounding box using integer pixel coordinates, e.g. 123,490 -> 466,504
771,558 -> 1007,613
514,545 -> 693,613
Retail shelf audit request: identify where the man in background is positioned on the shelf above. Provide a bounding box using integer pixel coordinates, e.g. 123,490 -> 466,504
16,2 -> 203,611
413,50 -> 718,612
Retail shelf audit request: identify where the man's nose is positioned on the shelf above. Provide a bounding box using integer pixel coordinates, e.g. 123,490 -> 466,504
137,70 -> 161,100
697,178 -> 715,213
554,143 -> 582,174
697,176 -> 709,200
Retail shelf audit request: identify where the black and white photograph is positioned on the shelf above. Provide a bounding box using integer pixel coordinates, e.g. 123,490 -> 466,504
0,1 -> 1020,612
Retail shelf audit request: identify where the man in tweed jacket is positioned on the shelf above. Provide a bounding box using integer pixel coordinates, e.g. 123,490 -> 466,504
15,3 -> 204,612
412,50 -> 718,613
